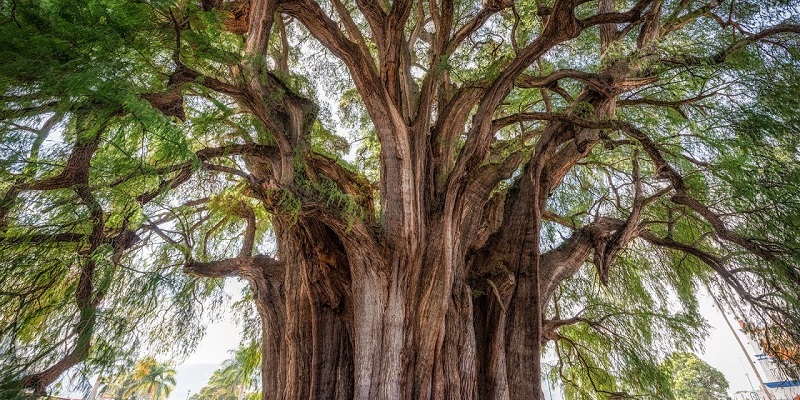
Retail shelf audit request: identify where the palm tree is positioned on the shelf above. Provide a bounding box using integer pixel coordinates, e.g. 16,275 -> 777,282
93,357 -> 176,400
191,344 -> 260,400
122,357 -> 177,400
97,372 -> 131,400
221,344 -> 260,400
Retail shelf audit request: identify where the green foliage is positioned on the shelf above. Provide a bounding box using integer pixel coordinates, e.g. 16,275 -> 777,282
0,0 -> 233,392
300,174 -> 366,229
662,352 -> 729,400
548,248 -> 710,399
190,344 -> 261,400
100,357 -> 177,400
1,0 -> 799,398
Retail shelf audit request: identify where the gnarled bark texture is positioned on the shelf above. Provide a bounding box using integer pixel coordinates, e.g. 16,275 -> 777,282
179,0 -> 798,399
8,0 -> 798,398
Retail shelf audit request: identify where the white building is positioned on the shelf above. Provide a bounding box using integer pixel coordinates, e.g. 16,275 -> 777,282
731,321 -> 800,400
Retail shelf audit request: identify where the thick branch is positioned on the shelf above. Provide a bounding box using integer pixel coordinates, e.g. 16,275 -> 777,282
578,0 -> 654,29
445,2 -> 511,56
0,232 -> 86,245
185,254 -> 281,278
18,185 -> 105,394
448,0 -> 581,193
135,144 -> 278,205
354,0 -> 388,47
592,155 -> 646,284
614,122 -> 776,262
330,0 -> 373,59
713,23 -> 800,63
500,111 -> 779,261
637,230 -> 775,312
516,69 -> 599,91
539,219 -> 626,299
245,0 -> 277,56
281,0 -> 379,84
17,126 -> 102,191
617,91 -> 716,113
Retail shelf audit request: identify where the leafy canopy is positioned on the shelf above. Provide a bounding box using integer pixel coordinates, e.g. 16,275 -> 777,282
662,352 -> 729,400
190,343 -> 261,400
0,0 -> 799,399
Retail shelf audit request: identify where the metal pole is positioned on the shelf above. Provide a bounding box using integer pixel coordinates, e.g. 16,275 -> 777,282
543,369 -> 554,400
744,371 -> 756,392
87,369 -> 104,400
710,292 -> 776,400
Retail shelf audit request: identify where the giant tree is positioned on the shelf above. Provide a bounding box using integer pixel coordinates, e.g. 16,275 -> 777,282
1,0 -> 800,399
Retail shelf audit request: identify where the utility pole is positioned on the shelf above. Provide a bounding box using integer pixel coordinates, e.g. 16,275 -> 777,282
87,368 -> 105,400
710,292 -> 776,400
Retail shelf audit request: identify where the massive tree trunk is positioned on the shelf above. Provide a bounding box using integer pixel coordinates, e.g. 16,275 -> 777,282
186,154 -> 585,400
5,0 -> 800,397
179,1 -> 796,399
213,137 -> 615,399
186,2 -> 637,397
232,186 -> 626,399
246,220 -> 548,400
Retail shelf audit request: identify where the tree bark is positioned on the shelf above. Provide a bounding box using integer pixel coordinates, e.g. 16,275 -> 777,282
6,0 -> 799,397
237,197 -> 569,400
176,2 -> 796,399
